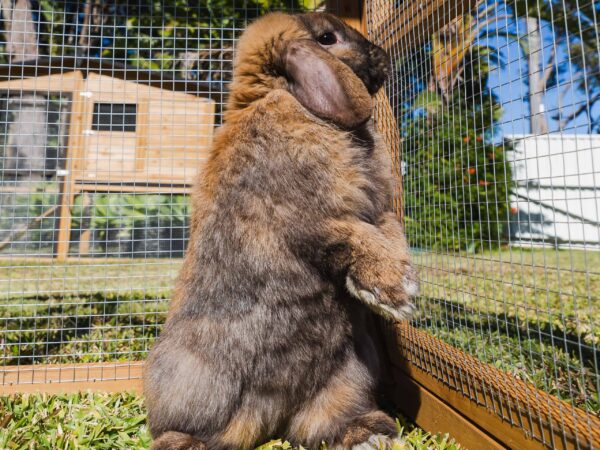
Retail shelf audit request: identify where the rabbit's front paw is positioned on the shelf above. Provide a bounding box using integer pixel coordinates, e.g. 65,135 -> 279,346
345,264 -> 418,322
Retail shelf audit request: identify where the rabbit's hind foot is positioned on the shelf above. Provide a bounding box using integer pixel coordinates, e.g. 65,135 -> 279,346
350,434 -> 405,450
330,434 -> 405,450
329,410 -> 400,450
151,431 -> 206,450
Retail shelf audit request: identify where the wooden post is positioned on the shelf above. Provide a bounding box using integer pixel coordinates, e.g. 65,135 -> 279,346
54,146 -> 75,260
77,192 -> 92,255
55,75 -> 86,260
326,0 -> 364,32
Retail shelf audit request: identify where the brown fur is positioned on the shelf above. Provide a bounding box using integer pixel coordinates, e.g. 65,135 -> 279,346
341,411 -> 398,447
218,411 -> 263,449
144,12 -> 417,450
152,432 -> 206,450
288,356 -> 373,443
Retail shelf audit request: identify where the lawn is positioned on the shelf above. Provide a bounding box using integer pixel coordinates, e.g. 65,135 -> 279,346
413,248 -> 600,415
0,258 -> 178,300
0,248 -> 598,416
0,392 -> 462,450
415,248 -> 600,345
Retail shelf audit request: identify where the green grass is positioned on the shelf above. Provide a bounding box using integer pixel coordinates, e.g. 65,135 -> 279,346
0,296 -> 165,365
0,249 -> 598,416
0,258 -> 179,300
415,249 -> 600,345
413,248 -> 599,416
432,327 -> 599,414
0,392 -> 461,450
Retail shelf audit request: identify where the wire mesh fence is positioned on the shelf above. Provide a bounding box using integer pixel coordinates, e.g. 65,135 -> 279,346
0,0 -> 598,448
0,0 -> 326,385
365,0 -> 599,447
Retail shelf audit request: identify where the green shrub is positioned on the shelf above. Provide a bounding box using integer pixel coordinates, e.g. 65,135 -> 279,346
68,193 -> 190,257
401,91 -> 513,253
397,38 -> 515,252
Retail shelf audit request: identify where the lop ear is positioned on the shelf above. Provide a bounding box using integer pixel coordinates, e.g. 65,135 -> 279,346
281,39 -> 373,129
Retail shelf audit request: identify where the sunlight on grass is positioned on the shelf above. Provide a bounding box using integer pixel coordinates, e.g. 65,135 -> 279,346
0,249 -> 597,416
0,392 -> 462,450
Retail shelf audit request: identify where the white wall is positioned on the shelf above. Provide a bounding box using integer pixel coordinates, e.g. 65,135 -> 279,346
507,134 -> 600,249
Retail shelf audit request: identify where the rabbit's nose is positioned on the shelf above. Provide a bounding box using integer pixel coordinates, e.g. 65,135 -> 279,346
370,45 -> 390,71
364,45 -> 391,94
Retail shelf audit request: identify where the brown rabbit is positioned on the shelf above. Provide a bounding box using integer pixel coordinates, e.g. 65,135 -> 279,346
144,12 -> 418,450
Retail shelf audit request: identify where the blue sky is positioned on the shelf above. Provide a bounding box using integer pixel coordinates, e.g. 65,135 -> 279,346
483,16 -> 598,137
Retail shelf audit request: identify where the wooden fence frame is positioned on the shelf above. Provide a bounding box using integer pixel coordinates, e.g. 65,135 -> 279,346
1,2 -> 599,450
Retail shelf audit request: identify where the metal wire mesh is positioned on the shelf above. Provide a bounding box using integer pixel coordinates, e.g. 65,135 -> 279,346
0,0 -> 598,448
365,0 -> 599,447
0,1 -> 331,386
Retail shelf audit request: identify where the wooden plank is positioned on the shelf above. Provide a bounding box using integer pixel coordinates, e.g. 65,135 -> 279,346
74,183 -> 191,194
135,99 -> 150,171
366,0 -> 478,51
326,0 -> 363,31
55,75 -> 86,260
0,362 -> 144,395
393,363 -> 553,450
83,133 -> 138,178
0,255 -> 182,263
0,378 -> 144,395
144,99 -> 214,186
0,71 -> 81,93
383,323 -> 600,450
391,370 -> 506,450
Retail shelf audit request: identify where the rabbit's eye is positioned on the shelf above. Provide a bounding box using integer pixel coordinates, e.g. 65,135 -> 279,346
317,32 -> 337,45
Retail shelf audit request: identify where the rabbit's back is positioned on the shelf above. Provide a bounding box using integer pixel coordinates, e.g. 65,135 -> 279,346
145,90 -> 387,444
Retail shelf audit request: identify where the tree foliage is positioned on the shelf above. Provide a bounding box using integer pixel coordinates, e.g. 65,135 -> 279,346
398,12 -> 514,252
33,0 -> 314,79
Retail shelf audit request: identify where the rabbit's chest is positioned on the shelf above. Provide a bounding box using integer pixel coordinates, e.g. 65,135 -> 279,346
339,130 -> 392,220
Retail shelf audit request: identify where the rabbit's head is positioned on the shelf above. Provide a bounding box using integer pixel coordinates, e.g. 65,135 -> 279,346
226,12 -> 390,129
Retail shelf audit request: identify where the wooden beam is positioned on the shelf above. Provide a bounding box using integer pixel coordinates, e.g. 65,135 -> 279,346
366,0 -> 478,50
383,322 -> 600,450
326,0 -> 364,32
391,370 -> 506,450
54,77 -> 86,260
0,362 -> 144,395
74,183 -> 191,194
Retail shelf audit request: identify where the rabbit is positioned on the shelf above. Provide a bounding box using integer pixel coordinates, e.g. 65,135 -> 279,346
144,11 -> 418,450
